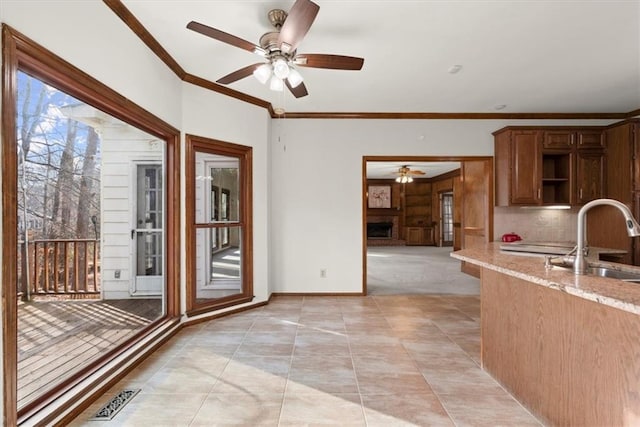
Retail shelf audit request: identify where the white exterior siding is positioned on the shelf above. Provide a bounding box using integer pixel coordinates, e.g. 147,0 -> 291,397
100,123 -> 164,300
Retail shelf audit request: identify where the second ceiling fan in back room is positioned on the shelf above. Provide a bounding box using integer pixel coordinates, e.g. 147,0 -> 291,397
395,166 -> 425,183
186,0 -> 364,98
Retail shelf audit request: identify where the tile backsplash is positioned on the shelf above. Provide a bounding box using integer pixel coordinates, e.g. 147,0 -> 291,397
494,206 -> 578,243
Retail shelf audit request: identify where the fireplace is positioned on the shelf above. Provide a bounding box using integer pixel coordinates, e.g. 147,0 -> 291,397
367,222 -> 393,239
367,215 -> 403,246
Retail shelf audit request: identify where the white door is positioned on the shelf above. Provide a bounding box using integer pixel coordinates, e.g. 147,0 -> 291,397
131,164 -> 164,296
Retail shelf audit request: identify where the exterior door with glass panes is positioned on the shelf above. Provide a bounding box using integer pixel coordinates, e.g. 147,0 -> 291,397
440,191 -> 454,247
132,163 -> 164,295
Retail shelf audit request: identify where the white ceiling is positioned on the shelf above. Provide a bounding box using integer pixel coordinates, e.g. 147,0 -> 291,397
366,162 -> 460,179
120,0 -> 640,115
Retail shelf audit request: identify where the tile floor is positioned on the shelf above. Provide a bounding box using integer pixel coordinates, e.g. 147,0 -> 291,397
70,295 -> 542,426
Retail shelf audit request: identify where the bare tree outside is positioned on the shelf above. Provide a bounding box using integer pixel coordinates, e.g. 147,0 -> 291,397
17,71 -> 102,298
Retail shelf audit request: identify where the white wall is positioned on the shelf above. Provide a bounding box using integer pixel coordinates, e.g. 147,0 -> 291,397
269,119 -> 616,293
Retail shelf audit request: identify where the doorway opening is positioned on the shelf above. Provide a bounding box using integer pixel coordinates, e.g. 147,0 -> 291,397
362,156 -> 493,295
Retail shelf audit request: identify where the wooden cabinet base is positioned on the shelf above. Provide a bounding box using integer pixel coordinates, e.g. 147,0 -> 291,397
481,268 -> 640,426
404,226 -> 434,245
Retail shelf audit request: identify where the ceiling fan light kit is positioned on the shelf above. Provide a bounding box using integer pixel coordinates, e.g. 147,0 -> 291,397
269,75 -> 285,91
396,175 -> 414,183
253,63 -> 272,84
186,0 -> 364,98
394,165 -> 426,183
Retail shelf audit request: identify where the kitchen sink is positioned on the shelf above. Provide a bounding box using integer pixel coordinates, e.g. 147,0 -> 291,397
552,263 -> 640,282
586,267 -> 640,282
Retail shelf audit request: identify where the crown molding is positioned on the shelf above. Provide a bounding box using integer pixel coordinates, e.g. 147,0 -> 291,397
272,112 -> 629,120
103,0 -> 639,121
183,73 -> 272,111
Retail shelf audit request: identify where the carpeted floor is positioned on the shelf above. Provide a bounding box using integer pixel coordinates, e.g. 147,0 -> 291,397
366,246 -> 480,295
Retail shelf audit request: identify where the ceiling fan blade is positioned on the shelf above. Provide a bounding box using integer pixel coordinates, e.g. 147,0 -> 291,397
187,21 -> 266,55
285,79 -> 309,98
409,170 -> 426,175
277,0 -> 319,54
216,63 -> 264,85
294,54 -> 364,70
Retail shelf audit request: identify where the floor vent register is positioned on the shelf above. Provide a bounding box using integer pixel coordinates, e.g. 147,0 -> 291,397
90,389 -> 141,421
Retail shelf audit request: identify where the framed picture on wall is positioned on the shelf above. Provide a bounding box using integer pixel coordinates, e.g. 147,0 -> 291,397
368,185 -> 391,208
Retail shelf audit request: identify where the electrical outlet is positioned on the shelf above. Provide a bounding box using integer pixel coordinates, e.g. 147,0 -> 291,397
114,269 -> 121,279
320,269 -> 327,278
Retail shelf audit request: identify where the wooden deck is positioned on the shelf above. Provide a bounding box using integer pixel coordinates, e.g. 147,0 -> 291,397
17,298 -> 162,409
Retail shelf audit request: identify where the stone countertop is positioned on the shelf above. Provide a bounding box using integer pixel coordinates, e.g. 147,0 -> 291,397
451,242 -> 640,315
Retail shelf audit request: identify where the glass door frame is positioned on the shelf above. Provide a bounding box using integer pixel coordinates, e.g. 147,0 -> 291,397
185,134 -> 253,316
1,25 -> 181,424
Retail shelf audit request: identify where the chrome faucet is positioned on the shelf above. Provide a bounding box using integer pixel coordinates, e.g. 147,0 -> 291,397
574,198 -> 640,275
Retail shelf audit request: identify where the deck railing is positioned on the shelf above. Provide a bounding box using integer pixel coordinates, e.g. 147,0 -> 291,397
18,239 -> 100,299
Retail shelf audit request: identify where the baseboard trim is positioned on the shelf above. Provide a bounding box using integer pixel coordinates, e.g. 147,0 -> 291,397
270,292 -> 365,297
181,300 -> 269,328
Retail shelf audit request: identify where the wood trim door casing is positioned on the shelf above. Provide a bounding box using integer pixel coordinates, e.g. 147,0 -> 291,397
1,24 -> 181,423
362,156 -> 494,293
185,134 -> 254,316
460,159 -> 494,278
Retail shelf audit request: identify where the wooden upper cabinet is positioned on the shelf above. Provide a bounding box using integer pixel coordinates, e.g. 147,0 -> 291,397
495,128 -> 540,206
577,130 -> 604,149
543,130 -> 573,149
510,130 -> 542,205
543,129 -> 604,150
494,126 -> 604,207
576,150 -> 605,204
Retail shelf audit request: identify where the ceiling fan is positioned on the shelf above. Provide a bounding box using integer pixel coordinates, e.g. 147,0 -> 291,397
186,0 -> 364,98
395,165 -> 425,183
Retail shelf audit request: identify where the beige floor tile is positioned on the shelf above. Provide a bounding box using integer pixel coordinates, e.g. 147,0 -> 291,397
78,392 -> 207,426
422,365 -> 502,395
190,393 -> 283,426
188,330 -> 247,343
438,389 -> 543,427
211,356 -> 290,394
402,340 -> 469,360
352,354 -> 420,375
249,317 -> 300,333
243,330 -> 297,343
143,363 -> 220,394
293,330 -> 350,356
297,318 -> 347,333
362,393 -> 455,427
201,316 -> 256,332
356,371 -> 434,395
280,392 -> 365,426
348,342 -> 408,357
288,355 -> 358,394
235,343 -> 294,357
70,295 -> 545,427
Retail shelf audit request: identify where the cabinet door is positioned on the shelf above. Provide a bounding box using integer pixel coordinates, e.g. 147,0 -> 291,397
577,130 -> 603,149
576,151 -> 605,204
405,227 -> 423,245
543,130 -> 573,149
511,131 -> 542,204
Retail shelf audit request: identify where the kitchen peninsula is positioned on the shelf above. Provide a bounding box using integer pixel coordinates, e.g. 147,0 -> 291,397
452,243 -> 640,427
